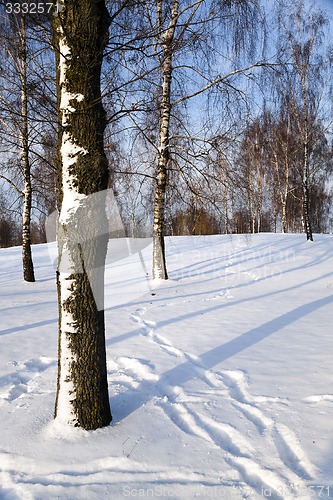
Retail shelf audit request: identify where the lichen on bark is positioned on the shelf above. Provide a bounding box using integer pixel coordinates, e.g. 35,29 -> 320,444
52,0 -> 112,430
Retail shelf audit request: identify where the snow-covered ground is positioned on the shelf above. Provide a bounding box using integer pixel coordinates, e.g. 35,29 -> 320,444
0,233 -> 332,499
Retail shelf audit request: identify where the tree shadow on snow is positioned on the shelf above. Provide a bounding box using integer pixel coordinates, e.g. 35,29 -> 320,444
111,294 -> 333,423
0,318 -> 57,337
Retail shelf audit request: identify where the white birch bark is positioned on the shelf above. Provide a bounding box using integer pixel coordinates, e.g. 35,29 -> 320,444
55,24 -> 87,427
20,16 -> 35,282
53,1 -> 112,430
152,0 -> 179,280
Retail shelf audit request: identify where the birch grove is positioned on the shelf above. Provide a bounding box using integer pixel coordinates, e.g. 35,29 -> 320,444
0,0 -> 332,432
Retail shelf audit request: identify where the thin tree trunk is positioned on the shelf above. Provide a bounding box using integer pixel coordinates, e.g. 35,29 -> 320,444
52,0 -> 112,430
273,189 -> 277,233
282,116 -> 290,234
22,145 -> 35,282
221,163 -> 229,234
257,164 -> 262,233
20,16 -> 35,282
153,166 -> 168,279
152,0 -> 179,280
224,184 -> 229,234
281,160 -> 288,233
302,77 -> 313,241
302,139 -> 313,241
278,150 -> 289,234
281,200 -> 287,233
247,169 -> 255,234
130,177 -> 135,239
273,154 -> 284,233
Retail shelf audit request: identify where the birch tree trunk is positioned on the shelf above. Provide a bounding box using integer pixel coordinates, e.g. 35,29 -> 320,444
52,0 -> 112,430
221,163 -> 229,234
281,118 -> 290,234
302,137 -> 313,241
20,16 -> 35,282
256,163 -> 262,233
152,0 -> 179,280
272,123 -> 289,234
286,8 -> 315,242
247,168 -> 255,233
301,74 -> 313,241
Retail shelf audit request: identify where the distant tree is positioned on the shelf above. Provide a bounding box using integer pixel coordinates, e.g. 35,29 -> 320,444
237,117 -> 268,233
277,0 -> 333,240
171,206 -> 220,236
116,0 -> 265,279
0,3 -> 57,274
0,194 -> 20,247
234,104 -> 332,235
0,10 -> 35,279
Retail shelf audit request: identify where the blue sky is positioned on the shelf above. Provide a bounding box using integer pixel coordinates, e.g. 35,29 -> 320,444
313,0 -> 333,17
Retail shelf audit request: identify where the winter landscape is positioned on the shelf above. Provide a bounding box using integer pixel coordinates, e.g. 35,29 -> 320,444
0,232 -> 332,499
0,0 -> 333,496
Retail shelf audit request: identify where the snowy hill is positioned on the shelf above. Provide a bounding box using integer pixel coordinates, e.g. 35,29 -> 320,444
0,233 -> 333,499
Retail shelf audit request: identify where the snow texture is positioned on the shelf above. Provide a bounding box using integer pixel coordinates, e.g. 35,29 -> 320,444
56,268 -> 77,426
0,233 -> 333,499
57,23 -> 88,225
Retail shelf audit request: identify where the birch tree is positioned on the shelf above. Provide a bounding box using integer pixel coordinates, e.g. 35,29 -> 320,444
20,14 -> 35,280
52,0 -> 112,430
278,0 -> 333,241
119,0 -> 264,279
0,10 -> 35,280
153,0 -> 264,278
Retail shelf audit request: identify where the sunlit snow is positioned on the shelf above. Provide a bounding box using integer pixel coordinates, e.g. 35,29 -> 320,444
0,233 -> 332,499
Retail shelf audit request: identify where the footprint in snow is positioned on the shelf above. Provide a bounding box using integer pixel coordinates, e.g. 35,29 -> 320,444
0,357 -> 55,402
116,356 -> 159,382
202,289 -> 234,301
128,306 -> 316,494
129,309 -> 183,357
273,423 -> 316,480
304,394 -> 333,403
